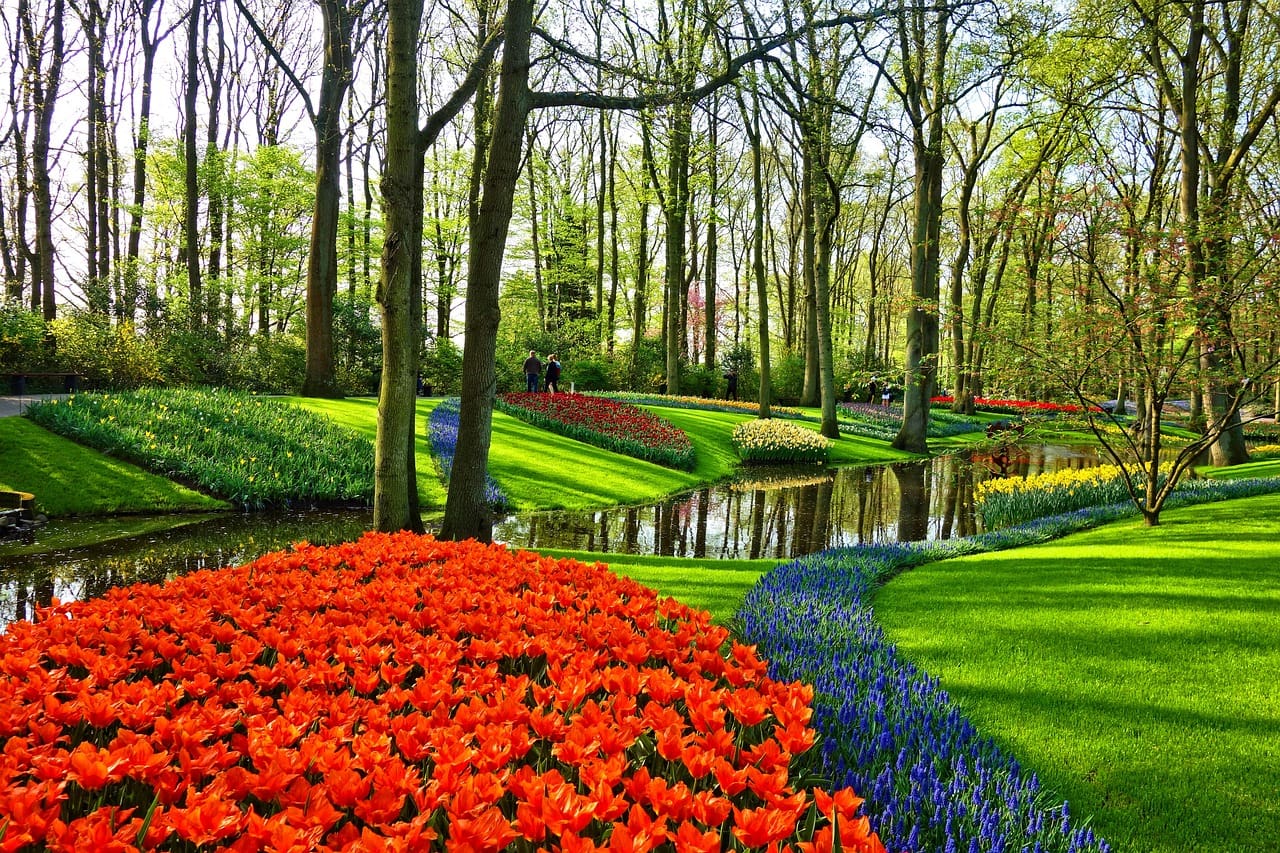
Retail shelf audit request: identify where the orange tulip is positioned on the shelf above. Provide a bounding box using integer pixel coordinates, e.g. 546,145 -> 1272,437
731,803 -> 800,847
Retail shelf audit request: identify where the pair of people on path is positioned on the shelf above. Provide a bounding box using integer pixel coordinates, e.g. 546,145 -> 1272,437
522,350 -> 562,393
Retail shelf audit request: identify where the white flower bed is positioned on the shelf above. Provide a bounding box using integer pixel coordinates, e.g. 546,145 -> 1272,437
731,418 -> 830,464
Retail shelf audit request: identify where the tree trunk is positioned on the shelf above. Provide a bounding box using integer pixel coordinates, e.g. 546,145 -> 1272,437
29,0 -> 65,321
124,0 -> 160,322
300,0 -> 357,398
182,0 -> 202,327
441,0 -> 533,543
663,101 -> 692,395
631,125 -> 653,386
799,153 -> 819,407
744,90 -> 771,418
814,183 -> 839,438
703,104 -> 718,371
374,0 -> 422,532
606,118 -> 620,353
892,7 -> 948,454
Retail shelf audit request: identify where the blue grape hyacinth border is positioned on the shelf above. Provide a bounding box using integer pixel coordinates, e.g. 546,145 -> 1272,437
736,476 -> 1280,853
427,398 -> 509,511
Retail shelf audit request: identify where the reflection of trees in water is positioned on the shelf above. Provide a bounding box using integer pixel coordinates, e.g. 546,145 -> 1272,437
2,512 -> 370,626
494,456 -> 989,560
893,462 -> 931,542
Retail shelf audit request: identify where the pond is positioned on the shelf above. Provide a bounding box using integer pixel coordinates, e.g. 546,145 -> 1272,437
1,510 -> 372,625
494,442 -> 1108,559
1,442 -> 1110,625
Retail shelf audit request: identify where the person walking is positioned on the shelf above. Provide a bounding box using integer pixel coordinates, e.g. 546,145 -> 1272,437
522,350 -> 542,393
545,354 -> 562,393
725,368 -> 739,401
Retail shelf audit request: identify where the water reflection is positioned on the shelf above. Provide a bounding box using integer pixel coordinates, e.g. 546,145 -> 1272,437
3,442 -> 1118,625
1,510 -> 370,626
495,456 -> 979,559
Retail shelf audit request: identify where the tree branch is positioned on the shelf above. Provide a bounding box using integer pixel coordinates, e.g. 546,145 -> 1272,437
230,0 -> 317,124
418,26 -> 505,150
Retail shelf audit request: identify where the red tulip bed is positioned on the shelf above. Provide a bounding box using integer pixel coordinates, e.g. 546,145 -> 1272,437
930,395 -> 1100,415
0,533 -> 884,852
496,393 -> 696,471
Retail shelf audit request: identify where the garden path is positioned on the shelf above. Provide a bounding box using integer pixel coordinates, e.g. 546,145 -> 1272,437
0,395 -> 65,418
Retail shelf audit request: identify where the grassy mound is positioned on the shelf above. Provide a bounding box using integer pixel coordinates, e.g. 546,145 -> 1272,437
0,418 -> 226,516
873,495 -> 1280,852
27,389 -> 372,509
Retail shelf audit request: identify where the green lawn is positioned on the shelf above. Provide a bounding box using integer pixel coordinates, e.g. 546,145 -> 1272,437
283,396 -> 449,510
287,398 -> 917,513
873,494 -> 1280,853
530,547 -> 778,624
1201,457 -> 1280,480
0,418 -> 228,516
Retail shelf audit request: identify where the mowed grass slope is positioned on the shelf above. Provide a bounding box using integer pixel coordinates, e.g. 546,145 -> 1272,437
0,417 -> 228,516
1201,456 -> 1280,480
283,396 -> 448,511
872,495 -> 1280,853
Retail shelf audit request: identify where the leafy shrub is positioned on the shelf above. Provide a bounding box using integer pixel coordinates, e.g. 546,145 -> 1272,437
769,351 -> 807,404
496,392 -> 695,470
419,337 -> 463,394
567,357 -> 611,391
678,362 -> 720,398
732,419 -> 830,465
26,387 -> 373,508
225,334 -> 308,394
45,313 -> 164,389
0,302 -> 48,372
0,532 -> 887,852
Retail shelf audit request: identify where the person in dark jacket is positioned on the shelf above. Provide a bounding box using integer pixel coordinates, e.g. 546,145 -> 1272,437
522,350 -> 542,392
545,354 -> 562,393
725,369 -> 739,401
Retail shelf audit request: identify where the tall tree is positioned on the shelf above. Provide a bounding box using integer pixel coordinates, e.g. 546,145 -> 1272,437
373,7 -> 502,532
121,0 -> 177,322
1126,0 -> 1280,464
19,0 -> 65,320
181,0 -> 203,326
234,0 -> 372,396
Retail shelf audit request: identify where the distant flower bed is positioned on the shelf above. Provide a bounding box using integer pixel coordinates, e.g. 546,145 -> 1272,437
931,395 -> 1100,415
1243,421 -> 1280,440
427,398 -> 508,510
739,474 -> 1280,852
838,402 -> 983,441
1249,443 -> 1280,460
0,532 -> 885,852
596,392 -> 808,420
25,387 -> 372,509
497,392 -> 695,470
976,463 -> 1171,529
732,419 -> 830,465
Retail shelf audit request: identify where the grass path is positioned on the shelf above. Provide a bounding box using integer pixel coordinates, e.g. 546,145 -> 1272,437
872,494 -> 1280,853
0,417 -> 227,516
532,547 -> 777,625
